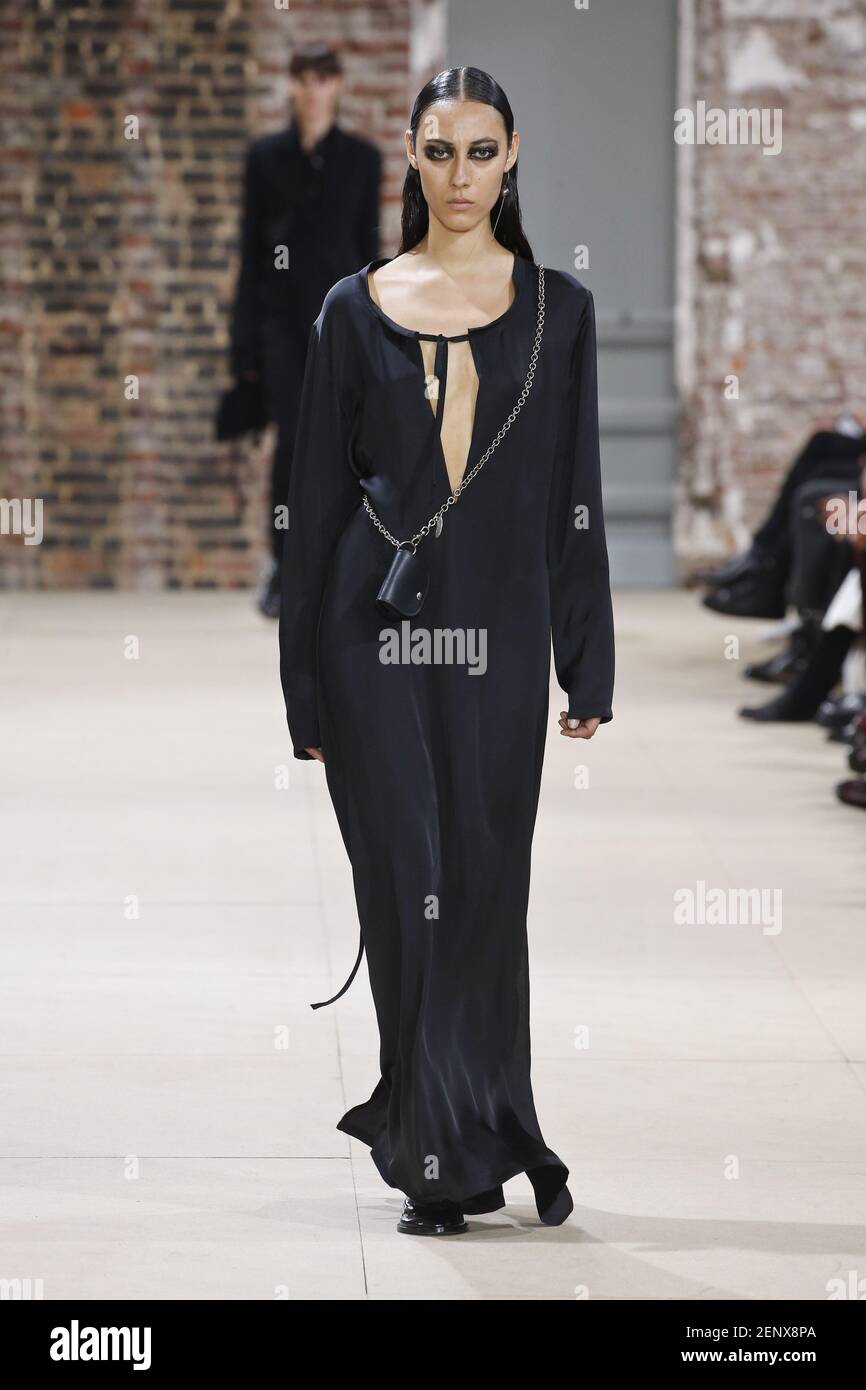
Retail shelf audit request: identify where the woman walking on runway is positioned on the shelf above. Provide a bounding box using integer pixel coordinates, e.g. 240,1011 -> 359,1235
279,65 -> 615,1235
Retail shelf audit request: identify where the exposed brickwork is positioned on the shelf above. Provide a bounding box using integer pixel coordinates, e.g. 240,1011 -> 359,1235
676,0 -> 866,575
1,0 -> 424,590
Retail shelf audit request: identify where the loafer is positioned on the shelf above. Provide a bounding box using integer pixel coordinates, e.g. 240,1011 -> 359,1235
702,575 -> 787,620
817,693 -> 866,729
744,624 -> 817,684
744,648 -> 806,684
827,718 -> 860,746
397,1197 -> 468,1236
848,743 -> 866,774
835,778 -> 866,810
739,692 -> 817,722
695,545 -> 769,588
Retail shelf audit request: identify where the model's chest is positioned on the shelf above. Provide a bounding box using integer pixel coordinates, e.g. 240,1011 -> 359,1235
414,337 -> 480,492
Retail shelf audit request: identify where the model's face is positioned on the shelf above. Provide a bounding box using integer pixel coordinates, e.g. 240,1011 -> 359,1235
290,70 -> 341,125
407,100 -> 518,232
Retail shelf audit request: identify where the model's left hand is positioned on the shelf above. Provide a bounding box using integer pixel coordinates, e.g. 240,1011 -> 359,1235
559,711 -> 601,740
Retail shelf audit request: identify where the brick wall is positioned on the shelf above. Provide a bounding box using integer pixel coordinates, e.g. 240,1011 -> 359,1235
675,0 -> 866,573
1,0 -> 430,591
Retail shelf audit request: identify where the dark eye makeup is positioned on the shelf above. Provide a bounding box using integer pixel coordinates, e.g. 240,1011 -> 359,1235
422,141 -> 500,162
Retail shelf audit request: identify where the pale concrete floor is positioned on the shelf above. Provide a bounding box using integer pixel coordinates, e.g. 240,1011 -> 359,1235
1,589 -> 865,1301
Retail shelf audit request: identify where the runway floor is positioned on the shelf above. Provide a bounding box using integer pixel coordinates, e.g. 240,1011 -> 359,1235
2,588 -> 865,1300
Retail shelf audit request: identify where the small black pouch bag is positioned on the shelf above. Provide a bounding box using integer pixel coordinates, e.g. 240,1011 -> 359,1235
376,542 -> 429,620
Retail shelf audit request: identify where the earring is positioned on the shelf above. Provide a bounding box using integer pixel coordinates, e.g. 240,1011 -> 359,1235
491,173 -> 510,235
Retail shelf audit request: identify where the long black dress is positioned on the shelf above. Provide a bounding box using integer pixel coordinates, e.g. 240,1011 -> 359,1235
279,252 -> 615,1220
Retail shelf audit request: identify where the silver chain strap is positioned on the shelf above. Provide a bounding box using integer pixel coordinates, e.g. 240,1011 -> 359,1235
362,263 -> 546,550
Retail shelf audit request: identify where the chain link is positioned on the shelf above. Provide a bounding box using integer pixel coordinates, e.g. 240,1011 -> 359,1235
362,263 -> 546,551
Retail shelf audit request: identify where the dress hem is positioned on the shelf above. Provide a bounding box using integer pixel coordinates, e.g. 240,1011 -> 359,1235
336,1112 -> 570,1221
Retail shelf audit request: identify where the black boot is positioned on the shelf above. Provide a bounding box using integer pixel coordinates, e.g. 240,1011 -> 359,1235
739,626 -> 855,722
397,1197 -> 468,1236
743,621 -> 818,684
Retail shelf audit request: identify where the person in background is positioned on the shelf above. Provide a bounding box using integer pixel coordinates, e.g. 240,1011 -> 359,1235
699,414 -> 865,622
698,414 -> 866,686
230,43 -> 382,617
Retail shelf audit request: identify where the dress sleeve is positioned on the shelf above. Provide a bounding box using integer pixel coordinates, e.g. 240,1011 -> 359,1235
229,144 -> 262,378
546,288 -> 615,725
279,309 -> 360,759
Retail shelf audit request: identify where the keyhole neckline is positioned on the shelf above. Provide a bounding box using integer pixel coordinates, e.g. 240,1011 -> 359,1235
420,332 -> 482,496
360,252 -> 523,340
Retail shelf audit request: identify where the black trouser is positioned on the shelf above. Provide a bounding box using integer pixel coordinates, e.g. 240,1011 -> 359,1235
784,626 -> 857,714
788,477 -> 857,615
261,316 -> 309,564
754,431 -> 863,573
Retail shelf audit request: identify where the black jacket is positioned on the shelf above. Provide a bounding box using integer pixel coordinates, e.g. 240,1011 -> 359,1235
230,121 -> 382,377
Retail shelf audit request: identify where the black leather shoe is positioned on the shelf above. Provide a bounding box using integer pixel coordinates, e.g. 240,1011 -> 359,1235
817,693 -> 866,729
744,647 -> 803,684
739,691 -> 817,721
702,572 -> 787,619
827,717 -> 861,746
848,726 -> 866,773
695,545 -> 768,587
849,747 -> 866,774
744,623 -> 817,684
397,1197 -> 468,1236
835,778 -> 866,810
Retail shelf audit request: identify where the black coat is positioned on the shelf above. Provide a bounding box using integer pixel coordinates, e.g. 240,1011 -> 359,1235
229,121 -> 382,380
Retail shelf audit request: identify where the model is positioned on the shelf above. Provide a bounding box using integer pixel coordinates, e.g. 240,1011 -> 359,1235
279,65 -> 615,1236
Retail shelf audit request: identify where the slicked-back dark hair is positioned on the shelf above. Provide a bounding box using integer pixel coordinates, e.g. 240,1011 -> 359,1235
399,66 -> 534,261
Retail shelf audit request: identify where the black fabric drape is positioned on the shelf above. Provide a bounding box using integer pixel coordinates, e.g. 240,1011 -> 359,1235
279,254 -> 615,1217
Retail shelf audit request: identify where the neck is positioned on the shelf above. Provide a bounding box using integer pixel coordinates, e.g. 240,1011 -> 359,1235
296,116 -> 334,152
419,219 -> 508,273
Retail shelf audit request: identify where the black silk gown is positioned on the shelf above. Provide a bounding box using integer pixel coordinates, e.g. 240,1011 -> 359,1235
279,253 -> 615,1220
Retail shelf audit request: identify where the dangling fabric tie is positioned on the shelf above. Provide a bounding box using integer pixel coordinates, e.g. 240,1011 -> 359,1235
432,334 -> 448,430
418,331 -> 471,441
309,927 -> 365,1010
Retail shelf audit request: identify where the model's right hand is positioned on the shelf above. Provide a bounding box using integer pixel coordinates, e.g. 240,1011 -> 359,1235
305,747 -> 325,762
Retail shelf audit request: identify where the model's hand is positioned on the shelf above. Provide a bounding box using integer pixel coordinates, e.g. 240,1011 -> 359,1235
559,712 -> 601,740
305,746 -> 325,762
